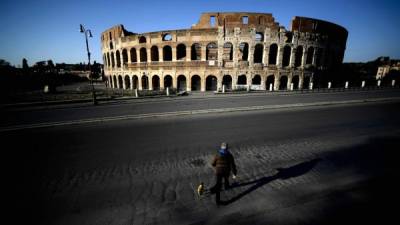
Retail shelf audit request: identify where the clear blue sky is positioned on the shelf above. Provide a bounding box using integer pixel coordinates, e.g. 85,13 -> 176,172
0,0 -> 399,66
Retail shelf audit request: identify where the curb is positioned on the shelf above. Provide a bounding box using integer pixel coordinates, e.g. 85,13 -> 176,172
1,97 -> 400,132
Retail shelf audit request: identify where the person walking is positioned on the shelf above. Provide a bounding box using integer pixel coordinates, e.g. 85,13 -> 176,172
210,142 -> 237,205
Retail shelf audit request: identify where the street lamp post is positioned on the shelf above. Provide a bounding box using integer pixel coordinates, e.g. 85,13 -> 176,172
80,24 -> 97,105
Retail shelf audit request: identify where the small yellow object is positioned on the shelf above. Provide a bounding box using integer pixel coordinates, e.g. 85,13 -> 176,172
197,183 -> 205,196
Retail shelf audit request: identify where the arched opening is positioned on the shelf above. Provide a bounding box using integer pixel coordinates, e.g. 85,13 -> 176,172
223,42 -> 233,61
239,42 -> 249,61
206,42 -> 218,60
177,75 -> 186,91
279,76 -> 288,90
191,43 -> 201,60
122,49 -> 128,66
151,46 -> 159,62
294,46 -> 303,68
191,75 -> 201,91
130,48 -> 137,63
254,44 -> 263,63
164,75 -> 173,89
140,48 -> 147,62
163,46 -> 172,61
303,76 -> 311,89
109,41 -> 113,50
139,36 -> 146,43
141,75 -> 149,90
266,75 -> 275,90
116,50 -> 121,67
152,75 -> 160,90
109,76 -> 113,88
252,75 -> 261,85
162,33 -> 172,41
306,47 -> 314,65
176,44 -> 186,60
107,53 -> 110,67
132,76 -> 138,89
113,76 -> 117,88
292,75 -> 300,89
237,75 -> 247,85
282,45 -> 291,67
206,75 -> 217,91
255,32 -> 264,42
222,75 -> 232,90
124,75 -> 131,89
118,75 -> 123,89
268,44 -> 278,65
111,52 -> 115,68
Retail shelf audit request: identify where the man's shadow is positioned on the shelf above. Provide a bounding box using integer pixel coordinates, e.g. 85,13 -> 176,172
219,158 -> 321,205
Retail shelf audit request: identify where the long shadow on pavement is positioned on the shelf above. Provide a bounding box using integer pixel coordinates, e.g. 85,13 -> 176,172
220,158 -> 321,205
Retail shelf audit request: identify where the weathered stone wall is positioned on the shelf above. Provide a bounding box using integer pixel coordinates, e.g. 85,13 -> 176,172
101,12 -> 347,91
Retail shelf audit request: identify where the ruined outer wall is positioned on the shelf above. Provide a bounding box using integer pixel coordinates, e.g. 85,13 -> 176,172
101,12 -> 348,91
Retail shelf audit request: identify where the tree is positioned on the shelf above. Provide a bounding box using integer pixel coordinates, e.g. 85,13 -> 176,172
22,58 -> 29,70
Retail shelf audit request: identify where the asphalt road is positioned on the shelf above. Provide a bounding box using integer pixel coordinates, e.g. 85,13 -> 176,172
2,89 -> 400,129
3,95 -> 400,225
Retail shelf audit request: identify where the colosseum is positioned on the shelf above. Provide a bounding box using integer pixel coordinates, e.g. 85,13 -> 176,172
101,12 -> 348,92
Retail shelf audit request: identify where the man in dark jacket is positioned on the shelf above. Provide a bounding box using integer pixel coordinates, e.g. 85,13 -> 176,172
210,142 -> 237,205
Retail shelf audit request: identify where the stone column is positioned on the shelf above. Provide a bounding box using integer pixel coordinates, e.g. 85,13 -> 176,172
289,47 -> 296,68
147,48 -> 151,63
261,76 -> 266,90
287,75 -> 292,90
160,73 -> 165,90
127,49 -> 131,65
201,73 -> 206,92
172,73 -> 177,89
201,45 -> 206,61
122,76 -> 126,90
312,48 -> 317,66
186,45 -> 191,62
159,47 -> 163,62
148,74 -> 153,90
302,49 -> 308,68
217,75 -> 223,91
138,75 -> 143,90
248,44 -> 255,67
263,45 -> 269,66
137,49 -> 141,63
130,76 -> 134,90
233,42 -> 239,67
274,74 -> 280,91
172,46 -> 177,62
187,74 -> 191,91
277,45 -> 284,68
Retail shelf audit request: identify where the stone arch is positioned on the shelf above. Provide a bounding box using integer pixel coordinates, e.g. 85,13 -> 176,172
177,75 -> 187,91
140,48 -> 147,62
130,48 -> 137,63
118,75 -> 123,89
113,75 -> 117,88
152,75 -> 160,90
254,44 -> 263,63
222,75 -> 232,90
141,75 -> 149,90
132,75 -> 138,89
266,75 -> 275,90
124,75 -> 131,89
191,75 -> 201,91
306,47 -> 314,65
139,36 -> 146,43
206,75 -> 218,91
162,33 -> 172,41
239,42 -> 249,61
279,76 -> 288,90
116,50 -> 121,67
206,42 -> 218,60
164,75 -> 173,88
252,74 -> 261,85
111,52 -> 115,67
223,42 -> 233,61
282,45 -> 291,67
151,46 -> 159,62
237,74 -> 247,85
294,46 -> 303,68
163,45 -> 172,61
107,53 -> 110,67
191,43 -> 201,60
122,49 -> 128,65
176,43 -> 186,60
255,32 -> 264,42
292,75 -> 300,89
268,44 -> 278,65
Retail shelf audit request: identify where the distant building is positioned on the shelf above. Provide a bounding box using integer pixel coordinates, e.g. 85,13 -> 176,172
101,12 -> 348,91
376,62 -> 400,80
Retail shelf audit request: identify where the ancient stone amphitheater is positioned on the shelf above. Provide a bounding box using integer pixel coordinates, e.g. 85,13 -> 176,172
101,12 -> 347,92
